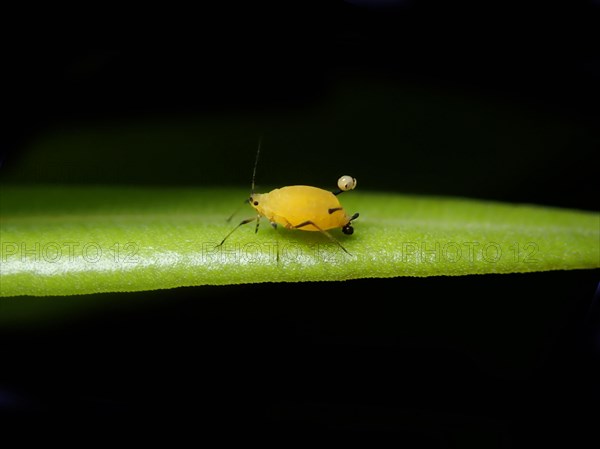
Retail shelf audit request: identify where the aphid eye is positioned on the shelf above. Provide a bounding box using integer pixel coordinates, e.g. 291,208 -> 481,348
253,201 -> 259,206
338,175 -> 357,192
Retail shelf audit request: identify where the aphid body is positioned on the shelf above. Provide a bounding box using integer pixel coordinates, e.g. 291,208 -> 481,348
219,143 -> 359,254
251,182 -> 357,235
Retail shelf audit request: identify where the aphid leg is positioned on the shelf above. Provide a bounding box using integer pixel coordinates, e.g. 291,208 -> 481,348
255,216 -> 261,234
217,215 -> 259,247
342,212 -> 360,235
294,220 -> 352,256
270,222 -> 280,263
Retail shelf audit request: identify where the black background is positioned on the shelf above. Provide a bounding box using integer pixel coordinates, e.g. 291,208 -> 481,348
4,1 -> 599,209
2,1 -> 599,446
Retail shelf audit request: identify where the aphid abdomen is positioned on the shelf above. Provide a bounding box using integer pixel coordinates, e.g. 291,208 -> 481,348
258,186 -> 348,231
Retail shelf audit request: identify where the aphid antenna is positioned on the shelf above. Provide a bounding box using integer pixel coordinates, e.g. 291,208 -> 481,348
250,136 -> 262,197
225,137 -> 262,223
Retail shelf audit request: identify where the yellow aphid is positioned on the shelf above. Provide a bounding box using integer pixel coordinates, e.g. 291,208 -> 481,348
218,141 -> 359,254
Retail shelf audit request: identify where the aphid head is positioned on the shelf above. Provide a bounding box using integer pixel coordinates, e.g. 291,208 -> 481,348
249,193 -> 263,210
337,175 -> 357,192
